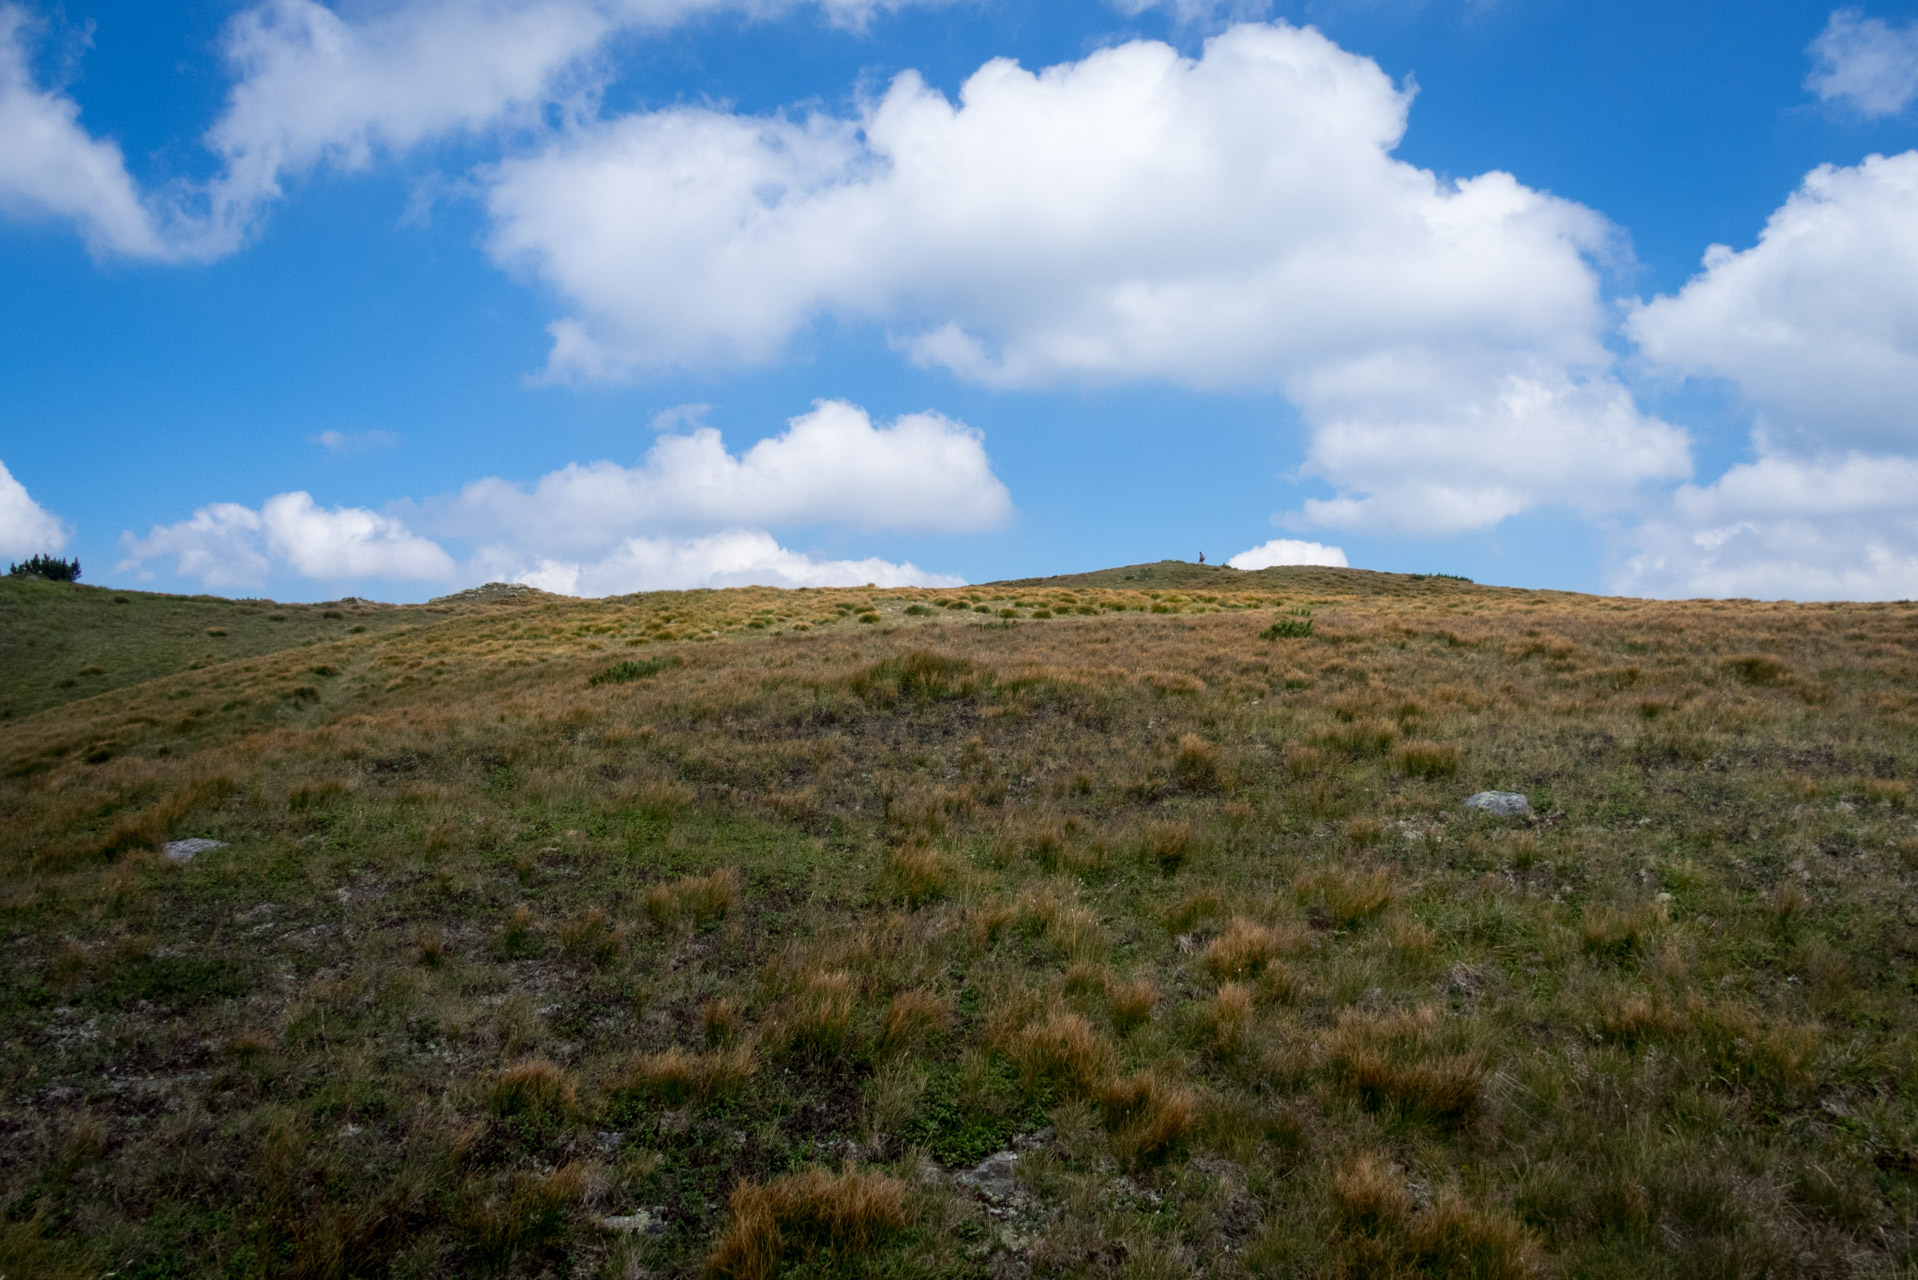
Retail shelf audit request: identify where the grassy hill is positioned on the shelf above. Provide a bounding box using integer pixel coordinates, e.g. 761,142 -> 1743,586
2,571 -> 1915,1278
0,576 -> 427,722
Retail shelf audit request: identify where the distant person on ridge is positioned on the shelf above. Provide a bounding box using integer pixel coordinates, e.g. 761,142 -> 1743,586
1198,552 -> 1206,564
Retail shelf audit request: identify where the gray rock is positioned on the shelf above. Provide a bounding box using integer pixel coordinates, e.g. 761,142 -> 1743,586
955,1150 -> 1021,1203
162,838 -> 227,862
1463,791 -> 1531,818
596,1209 -> 664,1234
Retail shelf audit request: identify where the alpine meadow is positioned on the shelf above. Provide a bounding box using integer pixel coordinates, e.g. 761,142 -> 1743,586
3,562 -> 1917,1278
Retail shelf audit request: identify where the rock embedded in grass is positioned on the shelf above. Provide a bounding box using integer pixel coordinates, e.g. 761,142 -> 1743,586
1463,791 -> 1531,818
162,837 -> 227,862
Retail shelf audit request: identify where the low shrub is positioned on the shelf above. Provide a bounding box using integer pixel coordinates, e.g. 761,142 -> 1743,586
589,655 -> 682,686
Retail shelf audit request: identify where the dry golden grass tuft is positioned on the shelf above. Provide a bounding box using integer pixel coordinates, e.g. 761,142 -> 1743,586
1108,975 -> 1161,1035
1098,1070 -> 1199,1166
882,842 -> 955,907
1297,866 -> 1394,930
1204,916 -> 1299,978
646,867 -> 739,928
487,1058 -> 577,1119
881,988 -> 952,1055
1009,1008 -> 1113,1093
1201,981 -> 1256,1057
1171,733 -> 1226,792
622,1042 -> 756,1104
771,969 -> 857,1055
708,1167 -> 908,1280
556,904 -> 625,965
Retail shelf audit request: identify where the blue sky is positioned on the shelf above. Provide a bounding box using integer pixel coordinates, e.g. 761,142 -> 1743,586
2,0 -> 1916,601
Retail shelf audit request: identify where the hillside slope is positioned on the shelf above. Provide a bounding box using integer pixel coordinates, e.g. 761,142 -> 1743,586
0,577 -> 427,721
2,573 -> 1915,1278
988,559 -> 1481,595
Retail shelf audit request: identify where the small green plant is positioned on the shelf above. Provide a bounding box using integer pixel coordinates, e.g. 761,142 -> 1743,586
7,554 -> 80,582
1262,617 -> 1314,639
589,654 -> 682,685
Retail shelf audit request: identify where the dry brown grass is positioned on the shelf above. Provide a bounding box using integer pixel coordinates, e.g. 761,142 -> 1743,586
882,842 -> 955,908
880,988 -> 952,1055
1009,1009 -> 1113,1093
487,1058 -> 577,1119
646,867 -> 739,928
6,570 -> 1917,1276
1297,866 -> 1394,930
1201,981 -> 1256,1057
1098,1070 -> 1199,1166
1109,976 -> 1161,1035
1204,916 -> 1297,978
623,1043 -> 756,1104
708,1167 -> 908,1280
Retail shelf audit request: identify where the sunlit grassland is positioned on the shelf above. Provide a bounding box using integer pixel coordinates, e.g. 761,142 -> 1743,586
2,567 -> 1916,1278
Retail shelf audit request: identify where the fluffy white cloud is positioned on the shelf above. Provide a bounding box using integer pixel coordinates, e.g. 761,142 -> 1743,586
1227,538 -> 1347,570
1628,151 -> 1918,455
427,399 -> 1011,555
508,528 -> 961,595
7,0 -> 944,258
486,22 -> 1685,534
1621,153 -> 1918,599
0,6 -> 167,258
0,458 -> 70,558
1612,453 -> 1918,600
119,491 -> 456,588
191,0 -> 956,254
1807,8 -> 1918,117
1298,363 -> 1689,534
119,399 -> 990,593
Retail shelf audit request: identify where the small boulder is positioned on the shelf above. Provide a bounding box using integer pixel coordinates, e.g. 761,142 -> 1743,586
956,1150 -> 1021,1204
163,838 -> 227,862
1463,791 -> 1531,819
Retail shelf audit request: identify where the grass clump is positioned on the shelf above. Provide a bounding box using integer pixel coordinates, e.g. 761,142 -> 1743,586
645,867 -> 739,928
851,650 -> 989,703
588,654 -> 682,685
708,1167 -> 908,1280
487,1058 -> 577,1119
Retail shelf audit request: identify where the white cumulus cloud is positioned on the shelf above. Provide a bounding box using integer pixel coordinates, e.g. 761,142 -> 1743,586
1628,151 -> 1918,456
426,399 -> 1011,556
509,529 -> 961,596
1620,152 -> 1918,599
1227,538 -> 1347,570
119,399 -> 991,594
1612,453 -> 1918,601
0,6 -> 168,258
485,22 -> 1686,535
6,0 -> 948,258
120,491 -> 456,588
1807,8 -> 1918,117
0,458 -> 70,559
190,0 -> 960,254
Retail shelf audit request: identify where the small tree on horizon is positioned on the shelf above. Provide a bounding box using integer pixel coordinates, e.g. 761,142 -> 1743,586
7,554 -> 81,582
